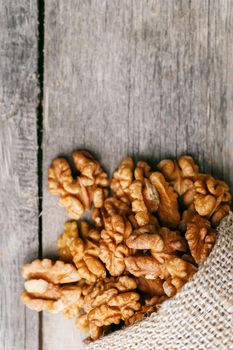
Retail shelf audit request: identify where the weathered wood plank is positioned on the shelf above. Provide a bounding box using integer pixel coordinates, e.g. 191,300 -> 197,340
0,1 -> 39,350
43,1 -> 233,349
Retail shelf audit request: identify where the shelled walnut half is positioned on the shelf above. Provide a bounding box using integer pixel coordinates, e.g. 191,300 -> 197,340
125,253 -> 196,298
92,197 -> 131,227
111,159 -> 160,226
126,224 -> 187,263
75,276 -> 140,340
57,221 -> 106,283
21,259 -> 83,318
149,172 -> 180,228
157,155 -> 199,206
163,257 -> 197,297
185,215 -> 217,265
193,175 -> 231,226
48,151 -> 109,219
99,213 -> 133,276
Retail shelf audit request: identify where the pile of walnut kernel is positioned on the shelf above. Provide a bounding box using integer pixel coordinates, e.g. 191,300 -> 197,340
21,151 -> 232,341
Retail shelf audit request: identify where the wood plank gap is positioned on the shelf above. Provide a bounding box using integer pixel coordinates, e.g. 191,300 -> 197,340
37,0 -> 44,259
37,0 -> 45,349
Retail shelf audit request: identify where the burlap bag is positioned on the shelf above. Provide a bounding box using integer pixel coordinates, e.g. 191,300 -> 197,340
87,212 -> 233,350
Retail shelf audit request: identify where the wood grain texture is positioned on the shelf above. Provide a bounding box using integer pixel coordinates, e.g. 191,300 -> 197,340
0,1 -> 39,350
43,1 -> 233,349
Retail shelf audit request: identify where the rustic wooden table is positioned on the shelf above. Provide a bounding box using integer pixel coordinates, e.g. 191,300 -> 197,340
1,1 -> 233,349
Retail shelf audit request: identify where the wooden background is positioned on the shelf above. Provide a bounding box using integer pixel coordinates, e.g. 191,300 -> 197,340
1,1 -> 233,349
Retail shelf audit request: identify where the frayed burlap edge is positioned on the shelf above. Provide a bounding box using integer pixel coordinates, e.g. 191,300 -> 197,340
86,212 -> 233,350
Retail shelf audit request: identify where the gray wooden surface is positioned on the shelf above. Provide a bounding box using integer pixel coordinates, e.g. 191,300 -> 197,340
0,1 -> 39,350
1,1 -> 233,349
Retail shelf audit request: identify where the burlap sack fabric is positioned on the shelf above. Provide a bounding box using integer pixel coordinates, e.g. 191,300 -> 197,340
87,212 -> 233,350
